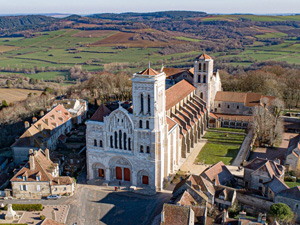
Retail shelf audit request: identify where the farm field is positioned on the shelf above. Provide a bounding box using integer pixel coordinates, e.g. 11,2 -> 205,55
0,88 -> 42,104
195,131 -> 245,165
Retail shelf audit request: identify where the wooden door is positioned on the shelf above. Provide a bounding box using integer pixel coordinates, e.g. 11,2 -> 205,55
124,168 -> 130,181
98,169 -> 104,178
116,167 -> 122,180
142,175 -> 149,185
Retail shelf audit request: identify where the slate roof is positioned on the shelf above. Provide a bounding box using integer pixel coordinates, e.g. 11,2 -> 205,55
277,186 -> 300,201
263,176 -> 288,194
244,158 -> 284,179
287,134 -> 300,155
165,79 -> 196,110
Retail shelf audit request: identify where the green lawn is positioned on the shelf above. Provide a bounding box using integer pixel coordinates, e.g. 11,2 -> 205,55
176,36 -> 201,42
195,131 -> 245,165
209,127 -> 246,134
285,181 -> 300,188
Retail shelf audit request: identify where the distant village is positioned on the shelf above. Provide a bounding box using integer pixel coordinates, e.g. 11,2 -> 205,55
0,53 -> 299,225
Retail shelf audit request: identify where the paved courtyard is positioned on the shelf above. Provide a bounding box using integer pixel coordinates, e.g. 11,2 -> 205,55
3,183 -> 171,225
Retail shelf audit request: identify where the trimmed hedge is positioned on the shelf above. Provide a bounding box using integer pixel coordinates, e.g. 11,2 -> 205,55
4,204 -> 43,211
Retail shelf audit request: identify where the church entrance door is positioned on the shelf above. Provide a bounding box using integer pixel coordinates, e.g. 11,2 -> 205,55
98,169 -> 105,178
116,167 -> 122,180
142,175 -> 149,185
124,168 -> 130,181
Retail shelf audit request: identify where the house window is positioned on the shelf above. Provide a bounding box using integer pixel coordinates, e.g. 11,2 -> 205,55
23,176 -> 26,181
37,185 -> 41,191
23,185 -> 27,191
218,104 -> 221,108
140,145 -> 144,153
146,146 -> 150,154
146,121 -> 149,129
259,179 -> 263,183
203,75 -> 206,83
259,187 -> 262,191
36,176 -> 40,181
63,187 -> 66,191
94,139 -> 97,146
237,105 -> 239,109
139,120 -> 143,128
227,105 -> 230,109
99,140 -> 103,147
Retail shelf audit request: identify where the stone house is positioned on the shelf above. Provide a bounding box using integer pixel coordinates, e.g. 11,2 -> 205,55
285,134 -> 300,172
11,104 -> 73,164
243,158 -> 285,192
10,149 -> 74,199
214,186 -> 237,211
262,176 -> 289,201
275,186 -> 300,223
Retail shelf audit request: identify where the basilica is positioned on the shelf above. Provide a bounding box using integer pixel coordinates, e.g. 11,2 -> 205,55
85,53 -> 222,192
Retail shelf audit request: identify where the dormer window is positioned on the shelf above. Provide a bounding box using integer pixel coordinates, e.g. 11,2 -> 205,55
36,175 -> 40,181
23,176 -> 27,181
17,176 -> 22,179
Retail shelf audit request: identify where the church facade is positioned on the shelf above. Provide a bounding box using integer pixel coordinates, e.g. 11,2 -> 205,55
85,53 -> 221,192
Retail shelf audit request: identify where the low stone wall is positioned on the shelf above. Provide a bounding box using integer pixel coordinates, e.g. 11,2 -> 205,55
232,131 -> 254,166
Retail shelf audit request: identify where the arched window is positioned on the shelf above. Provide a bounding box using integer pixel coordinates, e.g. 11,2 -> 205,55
114,131 -> 118,149
119,130 -> 122,149
128,138 -> 131,150
146,146 -> 150,153
141,93 -> 144,113
139,120 -> 143,128
146,120 -> 149,129
203,75 -> 206,83
94,139 -> 97,146
99,140 -> 103,147
198,75 -> 201,83
140,145 -> 144,153
110,136 -> 113,148
203,63 -> 206,72
124,133 -> 127,150
148,95 -> 151,114
200,92 -> 203,99
199,63 -> 202,71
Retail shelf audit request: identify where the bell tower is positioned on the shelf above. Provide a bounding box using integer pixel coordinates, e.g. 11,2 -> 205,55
193,53 -> 214,111
131,67 -> 167,191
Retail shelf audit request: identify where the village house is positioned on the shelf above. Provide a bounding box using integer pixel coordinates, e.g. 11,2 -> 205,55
161,204 -> 195,225
10,149 -> 74,199
275,186 -> 300,223
11,104 -> 73,164
53,99 -> 88,124
243,158 -> 285,192
262,176 -> 289,201
284,134 -> 300,172
214,210 -> 266,225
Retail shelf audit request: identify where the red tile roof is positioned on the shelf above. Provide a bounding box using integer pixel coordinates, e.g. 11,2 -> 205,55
165,80 -> 196,110
138,67 -> 160,76
162,204 -> 192,225
199,53 -> 212,60
90,104 -> 111,122
41,218 -> 65,225
167,116 -> 177,131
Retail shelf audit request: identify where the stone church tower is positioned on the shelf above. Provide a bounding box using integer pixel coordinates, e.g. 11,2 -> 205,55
132,67 -> 167,190
193,53 -> 215,111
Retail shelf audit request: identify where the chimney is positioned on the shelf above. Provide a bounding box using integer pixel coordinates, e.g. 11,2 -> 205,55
45,148 -> 50,160
32,117 -> 37,123
24,121 -> 30,129
52,210 -> 56,221
39,110 -> 44,117
274,158 -> 280,164
29,154 -> 35,170
45,118 -> 49,126
38,123 -> 42,131
34,150 -> 38,156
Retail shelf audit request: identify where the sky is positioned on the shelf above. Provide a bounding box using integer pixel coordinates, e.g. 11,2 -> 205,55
0,0 -> 300,15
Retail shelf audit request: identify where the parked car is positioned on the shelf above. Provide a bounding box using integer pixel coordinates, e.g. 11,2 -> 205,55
47,195 -> 61,200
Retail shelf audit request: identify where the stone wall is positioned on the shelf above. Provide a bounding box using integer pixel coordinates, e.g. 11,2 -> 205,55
12,181 -> 51,199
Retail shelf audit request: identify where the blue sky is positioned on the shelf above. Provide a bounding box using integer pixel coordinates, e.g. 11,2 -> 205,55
1,0 -> 300,15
